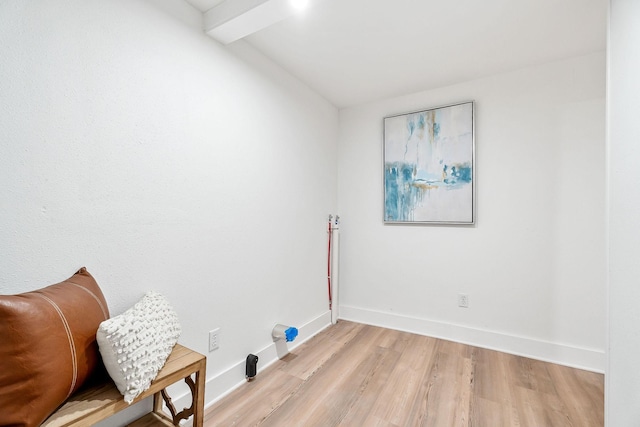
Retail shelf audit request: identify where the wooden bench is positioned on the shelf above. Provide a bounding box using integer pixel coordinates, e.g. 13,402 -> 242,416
42,344 -> 206,427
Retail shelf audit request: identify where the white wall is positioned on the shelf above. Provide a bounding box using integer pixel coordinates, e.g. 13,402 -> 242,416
0,0 -> 338,421
607,0 -> 640,424
0,0 -> 613,421
338,52 -> 606,371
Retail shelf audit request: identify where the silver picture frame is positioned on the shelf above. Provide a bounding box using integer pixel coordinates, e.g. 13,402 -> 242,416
383,101 -> 475,225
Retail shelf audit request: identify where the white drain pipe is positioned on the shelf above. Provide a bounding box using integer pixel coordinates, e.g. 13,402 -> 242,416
330,215 -> 340,325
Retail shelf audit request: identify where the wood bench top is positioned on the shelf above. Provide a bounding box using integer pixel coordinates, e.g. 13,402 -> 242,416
42,344 -> 206,427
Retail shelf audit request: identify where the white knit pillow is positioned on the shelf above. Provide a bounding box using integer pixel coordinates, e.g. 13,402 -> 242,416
96,291 -> 181,403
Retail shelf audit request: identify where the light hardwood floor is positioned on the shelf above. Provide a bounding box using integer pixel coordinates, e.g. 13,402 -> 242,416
204,321 -> 604,426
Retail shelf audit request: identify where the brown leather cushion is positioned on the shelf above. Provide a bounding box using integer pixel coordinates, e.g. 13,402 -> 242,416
0,267 -> 110,427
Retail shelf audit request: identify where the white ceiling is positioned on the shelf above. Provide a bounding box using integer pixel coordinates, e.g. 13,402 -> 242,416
185,0 -> 607,108
185,0 -> 225,12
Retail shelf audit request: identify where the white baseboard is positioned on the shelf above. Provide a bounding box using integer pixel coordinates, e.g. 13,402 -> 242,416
339,305 -> 605,373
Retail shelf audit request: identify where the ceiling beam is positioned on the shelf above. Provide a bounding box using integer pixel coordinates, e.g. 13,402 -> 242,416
204,0 -> 301,45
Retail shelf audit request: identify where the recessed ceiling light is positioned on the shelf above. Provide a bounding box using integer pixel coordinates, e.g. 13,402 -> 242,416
290,0 -> 309,11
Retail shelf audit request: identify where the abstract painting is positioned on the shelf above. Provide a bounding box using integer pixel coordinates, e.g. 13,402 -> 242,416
384,101 -> 475,224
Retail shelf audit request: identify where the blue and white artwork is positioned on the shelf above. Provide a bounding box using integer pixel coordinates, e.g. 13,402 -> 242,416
384,102 -> 474,224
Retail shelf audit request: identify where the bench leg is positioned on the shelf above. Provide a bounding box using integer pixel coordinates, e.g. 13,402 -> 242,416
194,365 -> 205,427
154,371 -> 204,427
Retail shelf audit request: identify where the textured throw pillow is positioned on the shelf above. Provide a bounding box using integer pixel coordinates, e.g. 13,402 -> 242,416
0,267 -> 110,427
96,291 -> 181,403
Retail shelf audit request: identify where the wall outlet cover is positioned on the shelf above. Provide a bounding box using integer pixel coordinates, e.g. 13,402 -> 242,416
458,294 -> 469,308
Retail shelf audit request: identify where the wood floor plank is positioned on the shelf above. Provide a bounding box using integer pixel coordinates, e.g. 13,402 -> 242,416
204,321 -> 604,427
371,334 -> 439,425
203,368 -> 303,426
259,324 -> 387,426
416,340 -> 475,427
337,346 -> 401,426
545,364 -> 604,427
282,321 -> 365,381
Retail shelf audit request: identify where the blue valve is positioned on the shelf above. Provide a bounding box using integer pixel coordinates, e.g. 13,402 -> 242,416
284,327 -> 298,342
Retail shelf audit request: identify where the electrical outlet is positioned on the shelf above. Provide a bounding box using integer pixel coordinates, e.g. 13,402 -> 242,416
458,293 -> 469,308
209,328 -> 220,352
